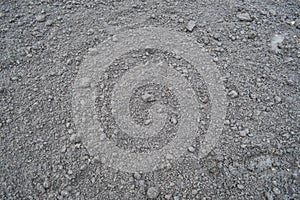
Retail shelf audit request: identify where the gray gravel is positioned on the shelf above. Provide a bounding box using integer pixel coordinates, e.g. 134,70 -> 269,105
0,0 -> 299,199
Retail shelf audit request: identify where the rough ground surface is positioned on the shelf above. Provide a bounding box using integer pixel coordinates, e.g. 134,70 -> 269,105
0,0 -> 299,199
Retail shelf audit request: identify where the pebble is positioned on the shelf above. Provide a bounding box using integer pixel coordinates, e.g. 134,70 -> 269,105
144,119 -> 152,125
228,90 -> 239,98
186,20 -> 196,32
236,12 -> 252,22
192,189 -> 198,195
188,146 -> 195,152
274,96 -> 282,103
133,172 -> 141,180
264,192 -> 274,200
43,179 -> 50,189
36,15 -> 46,22
112,35 -> 118,42
170,116 -> 178,124
178,18 -> 184,23
45,20 -> 53,26
147,186 -> 159,199
70,134 -> 81,144
239,128 -> 249,137
273,187 -> 281,195
237,184 -> 244,190
141,92 -> 155,102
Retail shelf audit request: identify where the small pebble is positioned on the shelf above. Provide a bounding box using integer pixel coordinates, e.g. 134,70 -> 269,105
273,187 -> 281,195
178,18 -> 184,23
237,184 -> 244,190
36,15 -> 46,22
236,12 -> 252,22
188,146 -> 195,152
147,186 -> 159,199
239,128 -> 249,137
141,92 -> 155,102
70,134 -> 81,144
133,172 -> 141,180
170,116 -> 178,124
228,90 -> 239,98
274,96 -> 282,103
186,20 -> 196,32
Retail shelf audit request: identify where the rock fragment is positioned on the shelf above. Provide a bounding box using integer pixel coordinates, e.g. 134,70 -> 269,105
237,12 -> 252,22
228,90 -> 239,98
186,20 -> 196,32
36,15 -> 46,22
141,92 -> 155,102
147,186 -> 159,199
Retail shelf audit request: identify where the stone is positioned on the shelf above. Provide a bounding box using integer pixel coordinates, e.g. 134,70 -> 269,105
133,172 -> 141,180
228,90 -> 239,98
170,116 -> 178,124
237,12 -> 252,22
70,134 -> 81,144
188,146 -> 195,152
36,15 -> 46,22
274,96 -> 282,103
141,92 -> 155,102
273,187 -> 281,195
237,184 -> 244,190
239,128 -> 249,137
186,20 -> 196,32
147,186 -> 159,199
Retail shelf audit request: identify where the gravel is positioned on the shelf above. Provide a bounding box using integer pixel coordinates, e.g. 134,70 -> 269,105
0,0 -> 299,199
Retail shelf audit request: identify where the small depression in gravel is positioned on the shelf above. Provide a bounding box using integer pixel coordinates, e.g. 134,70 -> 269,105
95,49 -> 211,153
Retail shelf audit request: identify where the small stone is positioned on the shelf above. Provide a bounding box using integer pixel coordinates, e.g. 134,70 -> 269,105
141,92 -> 155,102
36,15 -> 46,22
273,187 -> 281,195
61,190 -> 69,197
147,186 -> 159,199
70,134 -> 81,144
170,116 -> 178,124
45,20 -> 53,26
150,14 -> 156,19
61,145 -> 67,153
228,90 -> 239,98
192,189 -> 198,195
224,120 -> 230,125
274,96 -> 282,103
112,35 -> 118,42
174,196 -> 180,200
178,18 -> 184,23
264,192 -> 274,200
133,172 -> 141,180
237,184 -> 244,190
43,179 -> 50,189
188,146 -> 195,152
186,20 -> 196,32
144,119 -> 152,125
239,128 -> 249,137
236,12 -> 252,22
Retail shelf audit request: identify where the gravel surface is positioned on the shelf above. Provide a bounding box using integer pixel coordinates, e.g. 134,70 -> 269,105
0,0 -> 299,199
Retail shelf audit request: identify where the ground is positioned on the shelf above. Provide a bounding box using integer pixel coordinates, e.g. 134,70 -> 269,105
0,0 -> 299,199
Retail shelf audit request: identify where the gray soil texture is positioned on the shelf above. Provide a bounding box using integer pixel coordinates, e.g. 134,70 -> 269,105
0,0 -> 299,200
